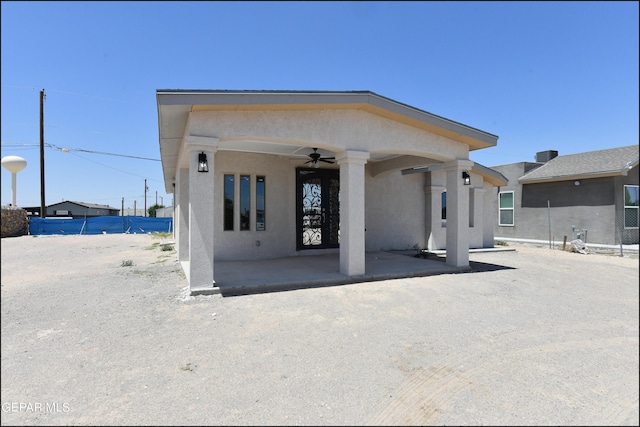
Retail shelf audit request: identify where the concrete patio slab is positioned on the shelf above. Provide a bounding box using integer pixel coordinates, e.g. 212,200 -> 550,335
203,248 -> 515,296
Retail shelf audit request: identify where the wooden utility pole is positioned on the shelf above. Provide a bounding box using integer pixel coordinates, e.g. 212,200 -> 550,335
40,89 -> 46,218
144,179 -> 148,217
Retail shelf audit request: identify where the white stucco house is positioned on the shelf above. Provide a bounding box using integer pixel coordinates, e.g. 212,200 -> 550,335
156,90 -> 507,294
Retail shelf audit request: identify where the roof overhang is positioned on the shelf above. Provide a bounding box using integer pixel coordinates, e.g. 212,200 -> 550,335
402,162 -> 508,187
519,167 -> 638,184
157,90 -> 500,192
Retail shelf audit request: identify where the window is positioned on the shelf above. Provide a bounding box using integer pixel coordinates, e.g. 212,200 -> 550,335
624,185 -> 639,228
240,175 -> 250,230
224,175 -> 234,231
499,191 -> 514,226
224,175 -> 266,232
256,176 -> 265,231
440,189 -> 473,226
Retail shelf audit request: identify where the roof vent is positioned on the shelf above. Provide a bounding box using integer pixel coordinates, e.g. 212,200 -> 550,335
535,150 -> 558,163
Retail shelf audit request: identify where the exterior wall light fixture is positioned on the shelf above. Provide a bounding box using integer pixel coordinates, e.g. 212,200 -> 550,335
462,170 -> 471,185
198,152 -> 209,173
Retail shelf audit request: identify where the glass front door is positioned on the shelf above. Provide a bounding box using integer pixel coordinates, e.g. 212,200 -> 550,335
296,168 -> 340,250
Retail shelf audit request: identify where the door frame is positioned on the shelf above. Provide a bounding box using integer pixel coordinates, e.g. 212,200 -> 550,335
296,167 -> 340,250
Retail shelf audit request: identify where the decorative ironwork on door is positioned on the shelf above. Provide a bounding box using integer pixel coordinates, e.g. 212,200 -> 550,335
296,168 -> 340,250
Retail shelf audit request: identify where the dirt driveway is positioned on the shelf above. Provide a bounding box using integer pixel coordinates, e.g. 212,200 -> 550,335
1,233 -> 638,426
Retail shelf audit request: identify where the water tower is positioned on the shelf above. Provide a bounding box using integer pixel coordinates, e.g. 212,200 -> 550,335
1,155 -> 27,206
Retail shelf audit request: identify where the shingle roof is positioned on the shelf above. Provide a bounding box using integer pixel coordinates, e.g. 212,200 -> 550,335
519,145 -> 639,184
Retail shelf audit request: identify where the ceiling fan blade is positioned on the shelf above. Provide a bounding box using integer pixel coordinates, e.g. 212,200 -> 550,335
323,157 -> 335,160
320,159 -> 335,164
304,159 -> 314,164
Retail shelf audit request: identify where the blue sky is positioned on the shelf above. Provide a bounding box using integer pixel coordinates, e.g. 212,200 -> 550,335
1,1 -> 638,211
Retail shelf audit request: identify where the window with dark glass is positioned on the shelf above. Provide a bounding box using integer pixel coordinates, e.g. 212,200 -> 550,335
240,175 -> 250,230
224,175 -> 234,231
256,176 -> 265,231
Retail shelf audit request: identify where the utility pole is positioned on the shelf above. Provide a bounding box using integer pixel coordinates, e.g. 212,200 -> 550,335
144,179 -> 148,217
134,200 -> 137,216
40,89 -> 46,218
121,197 -> 124,217
155,190 -> 158,205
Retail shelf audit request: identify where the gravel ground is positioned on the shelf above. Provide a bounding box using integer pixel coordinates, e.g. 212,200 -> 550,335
1,233 -> 638,426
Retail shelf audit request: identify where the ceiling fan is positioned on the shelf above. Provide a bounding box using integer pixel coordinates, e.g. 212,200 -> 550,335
304,148 -> 335,166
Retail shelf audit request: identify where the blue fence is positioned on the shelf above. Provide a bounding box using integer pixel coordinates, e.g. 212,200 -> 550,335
29,216 -> 173,235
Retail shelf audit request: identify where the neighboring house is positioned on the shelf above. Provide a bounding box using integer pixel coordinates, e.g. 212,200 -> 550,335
490,145 -> 639,245
24,201 -> 120,218
156,89 -> 507,294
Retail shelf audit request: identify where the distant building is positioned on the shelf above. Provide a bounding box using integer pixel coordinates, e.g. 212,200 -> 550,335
24,201 -> 120,218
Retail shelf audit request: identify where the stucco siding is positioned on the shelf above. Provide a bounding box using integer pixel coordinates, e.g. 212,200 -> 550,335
499,204 -> 613,243
491,164 -> 640,244
482,182 -> 497,247
522,178 -> 614,207
364,169 -> 426,251
213,151 -> 296,261
187,109 -> 468,161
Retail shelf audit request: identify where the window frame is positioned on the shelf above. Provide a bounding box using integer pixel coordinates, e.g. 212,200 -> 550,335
624,185 -> 639,229
223,174 -> 266,232
223,174 -> 235,231
256,176 -> 266,231
498,191 -> 515,226
239,175 -> 251,231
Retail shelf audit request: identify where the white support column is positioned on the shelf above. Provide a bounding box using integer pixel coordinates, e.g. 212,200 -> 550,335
425,185 -> 446,251
443,159 -> 474,267
336,150 -> 370,276
185,136 -> 219,294
472,186 -> 485,246
177,167 -> 189,264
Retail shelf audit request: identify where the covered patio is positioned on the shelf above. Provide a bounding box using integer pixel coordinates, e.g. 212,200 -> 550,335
192,247 -> 515,296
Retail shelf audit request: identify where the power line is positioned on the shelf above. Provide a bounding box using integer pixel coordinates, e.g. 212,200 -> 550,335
1,142 -> 160,161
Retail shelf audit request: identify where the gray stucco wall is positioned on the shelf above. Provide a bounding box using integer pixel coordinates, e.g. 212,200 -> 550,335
522,178 -> 614,207
491,162 -> 639,245
364,169 -> 426,251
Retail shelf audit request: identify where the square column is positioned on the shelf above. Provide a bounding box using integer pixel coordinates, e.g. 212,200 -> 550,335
177,167 -> 189,263
424,185 -> 445,251
443,159 -> 474,267
185,136 -> 218,294
471,186 -> 485,246
336,150 -> 370,276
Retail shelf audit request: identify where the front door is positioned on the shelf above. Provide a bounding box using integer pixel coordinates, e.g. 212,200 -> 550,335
296,168 -> 340,250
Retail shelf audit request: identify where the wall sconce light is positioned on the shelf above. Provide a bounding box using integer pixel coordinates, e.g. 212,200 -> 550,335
198,152 -> 209,173
462,171 -> 471,185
